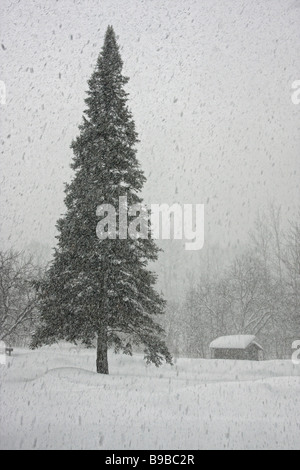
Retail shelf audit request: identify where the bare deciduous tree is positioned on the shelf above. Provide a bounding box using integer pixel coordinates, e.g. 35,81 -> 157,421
179,207 -> 299,359
0,250 -> 39,345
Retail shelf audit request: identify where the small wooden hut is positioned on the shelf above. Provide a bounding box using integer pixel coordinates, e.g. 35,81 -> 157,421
209,335 -> 263,361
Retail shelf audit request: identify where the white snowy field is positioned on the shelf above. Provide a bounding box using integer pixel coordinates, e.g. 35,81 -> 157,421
0,344 -> 299,450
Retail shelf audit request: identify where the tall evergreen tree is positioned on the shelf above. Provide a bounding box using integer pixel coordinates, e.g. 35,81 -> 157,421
31,26 -> 172,374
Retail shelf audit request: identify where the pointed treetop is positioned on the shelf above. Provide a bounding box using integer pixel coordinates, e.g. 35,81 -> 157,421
104,25 -> 117,48
98,25 -> 123,71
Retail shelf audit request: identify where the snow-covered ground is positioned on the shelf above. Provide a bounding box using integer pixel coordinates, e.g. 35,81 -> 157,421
0,344 -> 299,450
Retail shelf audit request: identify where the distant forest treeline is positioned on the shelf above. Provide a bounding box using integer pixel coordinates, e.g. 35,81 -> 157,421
1,206 -> 299,360
161,206 -> 300,359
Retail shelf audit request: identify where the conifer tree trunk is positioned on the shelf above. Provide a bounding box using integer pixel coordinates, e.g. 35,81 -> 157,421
96,323 -> 109,374
96,272 -> 109,374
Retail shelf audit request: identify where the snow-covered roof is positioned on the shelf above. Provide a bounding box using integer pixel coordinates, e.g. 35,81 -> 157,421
209,335 -> 263,350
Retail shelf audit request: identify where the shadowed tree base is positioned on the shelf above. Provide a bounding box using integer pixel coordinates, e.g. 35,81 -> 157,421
96,328 -> 109,374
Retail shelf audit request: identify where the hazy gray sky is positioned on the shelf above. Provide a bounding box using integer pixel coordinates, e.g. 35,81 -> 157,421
1,0 -> 299,297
